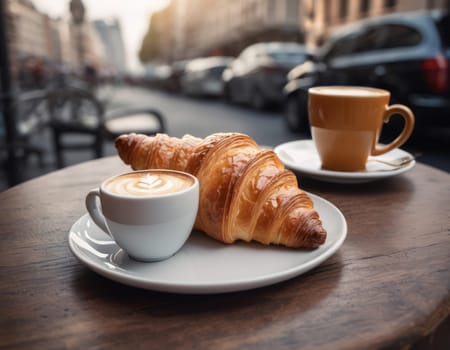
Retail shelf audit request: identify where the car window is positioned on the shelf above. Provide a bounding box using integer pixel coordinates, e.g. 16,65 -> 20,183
352,27 -> 385,53
349,24 -> 422,54
435,13 -> 450,48
209,65 -> 227,74
268,51 -> 306,62
377,24 -> 422,49
323,33 -> 358,60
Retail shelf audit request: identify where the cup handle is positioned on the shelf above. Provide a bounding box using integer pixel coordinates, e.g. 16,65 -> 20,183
371,104 -> 415,156
85,189 -> 111,236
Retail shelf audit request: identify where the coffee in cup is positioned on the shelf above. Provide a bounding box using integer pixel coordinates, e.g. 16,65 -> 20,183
103,171 -> 195,196
308,86 -> 415,171
85,169 -> 199,261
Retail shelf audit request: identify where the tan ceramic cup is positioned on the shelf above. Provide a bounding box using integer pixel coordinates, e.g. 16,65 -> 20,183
308,86 -> 415,171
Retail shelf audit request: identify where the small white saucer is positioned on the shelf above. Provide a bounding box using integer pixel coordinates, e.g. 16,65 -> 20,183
274,140 -> 415,184
69,193 -> 346,294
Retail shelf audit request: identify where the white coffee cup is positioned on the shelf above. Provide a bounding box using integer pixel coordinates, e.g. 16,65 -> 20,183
85,169 -> 199,262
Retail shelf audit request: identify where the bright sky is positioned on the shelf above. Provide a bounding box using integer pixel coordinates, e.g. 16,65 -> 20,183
32,0 -> 170,73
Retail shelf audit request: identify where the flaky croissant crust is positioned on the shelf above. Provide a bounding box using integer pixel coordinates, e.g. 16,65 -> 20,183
115,132 -> 327,248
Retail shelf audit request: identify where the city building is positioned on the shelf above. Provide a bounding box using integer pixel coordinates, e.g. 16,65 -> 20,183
4,0 -> 127,89
93,18 -> 127,75
302,0 -> 450,48
142,0 -> 302,62
8,0 -> 50,60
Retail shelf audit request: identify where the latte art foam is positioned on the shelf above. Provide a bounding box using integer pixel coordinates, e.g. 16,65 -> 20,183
104,171 -> 194,196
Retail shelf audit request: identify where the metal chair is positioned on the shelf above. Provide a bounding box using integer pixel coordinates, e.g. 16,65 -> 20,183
1,89 -> 52,186
46,87 -> 105,168
103,107 -> 166,140
46,87 -> 167,168
10,89 -> 50,165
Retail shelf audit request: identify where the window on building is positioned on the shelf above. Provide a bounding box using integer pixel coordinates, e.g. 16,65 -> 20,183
339,0 -> 348,20
326,2 -> 332,24
286,0 -> 299,23
360,0 -> 370,15
268,0 -> 276,17
384,0 -> 397,8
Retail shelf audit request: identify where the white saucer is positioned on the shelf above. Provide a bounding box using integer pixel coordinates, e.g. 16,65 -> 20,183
274,140 -> 415,184
69,193 -> 347,294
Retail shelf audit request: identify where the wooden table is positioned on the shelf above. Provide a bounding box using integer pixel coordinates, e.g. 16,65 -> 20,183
0,156 -> 449,349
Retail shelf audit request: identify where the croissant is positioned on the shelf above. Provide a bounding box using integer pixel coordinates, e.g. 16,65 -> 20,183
115,132 -> 327,249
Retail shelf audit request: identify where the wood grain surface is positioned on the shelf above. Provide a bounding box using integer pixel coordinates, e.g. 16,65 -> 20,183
0,156 -> 449,349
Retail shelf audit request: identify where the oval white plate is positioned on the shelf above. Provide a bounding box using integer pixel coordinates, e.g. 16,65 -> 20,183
274,140 -> 415,184
69,193 -> 346,294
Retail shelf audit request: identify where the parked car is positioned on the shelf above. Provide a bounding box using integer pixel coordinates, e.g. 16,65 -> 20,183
143,64 -> 172,90
180,56 -> 234,97
163,60 -> 190,92
283,10 -> 450,138
223,42 -> 309,109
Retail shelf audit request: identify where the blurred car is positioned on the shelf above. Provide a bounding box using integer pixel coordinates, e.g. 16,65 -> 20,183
223,42 -> 309,109
164,59 -> 190,92
180,56 -> 234,97
283,9 -> 450,137
143,64 -> 172,90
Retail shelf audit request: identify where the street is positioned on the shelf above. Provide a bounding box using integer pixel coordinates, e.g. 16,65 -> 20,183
106,86 -> 299,147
